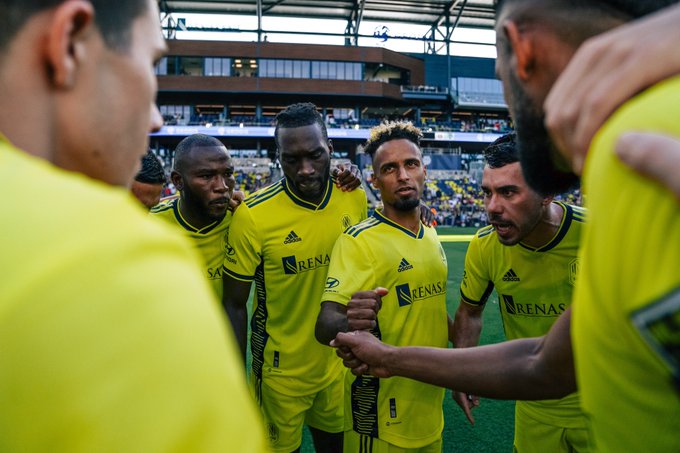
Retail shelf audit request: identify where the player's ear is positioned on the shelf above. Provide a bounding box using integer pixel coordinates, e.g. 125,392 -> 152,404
502,19 -> 535,82
371,173 -> 379,188
170,171 -> 183,191
45,0 -> 95,89
327,139 -> 334,158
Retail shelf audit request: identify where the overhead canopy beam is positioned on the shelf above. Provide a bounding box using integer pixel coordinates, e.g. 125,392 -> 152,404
344,0 -> 367,46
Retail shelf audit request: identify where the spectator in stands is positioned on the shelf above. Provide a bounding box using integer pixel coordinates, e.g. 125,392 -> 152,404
0,0 -> 266,450
130,149 -> 166,209
332,1 -> 680,452
223,102 -> 366,453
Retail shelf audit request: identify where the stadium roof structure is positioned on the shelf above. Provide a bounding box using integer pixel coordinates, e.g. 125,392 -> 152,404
159,0 -> 497,52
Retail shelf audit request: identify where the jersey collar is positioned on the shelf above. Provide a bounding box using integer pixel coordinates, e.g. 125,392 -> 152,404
173,198 -> 222,234
373,210 -> 425,239
519,201 -> 572,252
282,176 -> 333,211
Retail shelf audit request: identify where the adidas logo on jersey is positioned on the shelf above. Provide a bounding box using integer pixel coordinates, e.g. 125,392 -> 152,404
502,269 -> 520,282
397,258 -> 413,272
283,231 -> 302,244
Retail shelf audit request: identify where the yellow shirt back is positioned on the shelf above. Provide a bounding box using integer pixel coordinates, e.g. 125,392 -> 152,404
0,139 -> 268,452
573,76 -> 680,452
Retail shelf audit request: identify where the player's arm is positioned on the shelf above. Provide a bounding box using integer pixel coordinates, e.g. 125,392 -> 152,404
222,276 -> 252,363
451,300 -> 486,424
316,288 -> 387,346
333,307 -> 575,401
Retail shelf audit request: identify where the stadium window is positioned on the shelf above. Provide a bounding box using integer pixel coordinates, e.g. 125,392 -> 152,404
284,60 -> 293,78
319,61 -> 328,79
155,57 -> 168,75
328,61 -> 337,79
311,61 -> 320,79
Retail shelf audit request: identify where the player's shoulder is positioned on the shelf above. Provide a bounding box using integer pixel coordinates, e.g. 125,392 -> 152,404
150,196 -> 177,215
566,203 -> 586,224
243,179 -> 285,210
343,215 -> 381,239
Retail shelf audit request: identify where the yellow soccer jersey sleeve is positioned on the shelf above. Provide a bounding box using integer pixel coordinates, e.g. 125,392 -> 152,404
323,211 -> 448,449
150,197 -> 231,299
574,76 -> 680,452
0,139 -> 268,452
460,202 -> 586,428
224,177 -> 367,396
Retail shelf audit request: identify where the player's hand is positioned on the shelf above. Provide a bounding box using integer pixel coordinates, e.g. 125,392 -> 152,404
452,391 -> 480,425
419,201 -> 437,227
331,330 -> 394,378
544,5 -> 680,174
229,190 -> 245,212
332,163 -> 362,192
615,132 -> 680,201
347,287 -> 388,331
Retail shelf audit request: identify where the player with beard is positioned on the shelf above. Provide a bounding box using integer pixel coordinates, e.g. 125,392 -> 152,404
453,133 -> 587,452
223,103 -> 367,453
331,1 -> 680,452
151,134 -> 236,299
316,121 -> 451,452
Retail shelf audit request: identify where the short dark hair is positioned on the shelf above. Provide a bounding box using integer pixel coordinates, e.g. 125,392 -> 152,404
363,121 -> 423,158
173,134 -> 226,173
483,133 -> 518,168
0,0 -> 149,52
274,103 -> 328,148
135,149 -> 166,184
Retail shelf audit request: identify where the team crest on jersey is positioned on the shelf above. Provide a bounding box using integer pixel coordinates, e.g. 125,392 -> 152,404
631,286 -> 680,391
569,258 -> 579,286
342,214 -> 352,230
284,230 -> 302,244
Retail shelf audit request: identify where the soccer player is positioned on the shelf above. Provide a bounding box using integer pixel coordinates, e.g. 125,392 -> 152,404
151,134 -> 236,299
131,149 -> 166,209
316,121 -> 451,452
0,0 -> 267,450
452,133 -> 587,451
222,102 -> 368,453
333,1 -> 680,451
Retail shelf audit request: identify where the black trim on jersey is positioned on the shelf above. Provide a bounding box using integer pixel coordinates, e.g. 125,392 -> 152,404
351,320 -> 382,439
347,217 -> 381,238
520,202 -> 572,253
251,260 -> 269,404
222,265 -> 255,282
171,198 -> 221,234
281,175 -> 333,211
245,180 -> 284,208
477,225 -> 494,238
372,210 -> 424,239
359,434 -> 374,453
460,281 -> 494,307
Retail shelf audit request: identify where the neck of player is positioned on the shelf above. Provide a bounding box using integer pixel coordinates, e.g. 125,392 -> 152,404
382,203 -> 421,234
522,202 -> 563,249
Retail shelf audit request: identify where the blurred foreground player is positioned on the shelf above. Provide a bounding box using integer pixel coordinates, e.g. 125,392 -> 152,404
0,0 -> 267,450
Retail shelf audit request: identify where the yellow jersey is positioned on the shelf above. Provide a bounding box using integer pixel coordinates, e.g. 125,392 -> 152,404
573,76 -> 680,451
323,211 -> 448,448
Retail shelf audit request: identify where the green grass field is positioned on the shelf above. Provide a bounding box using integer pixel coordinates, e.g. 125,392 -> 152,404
294,227 -> 515,452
